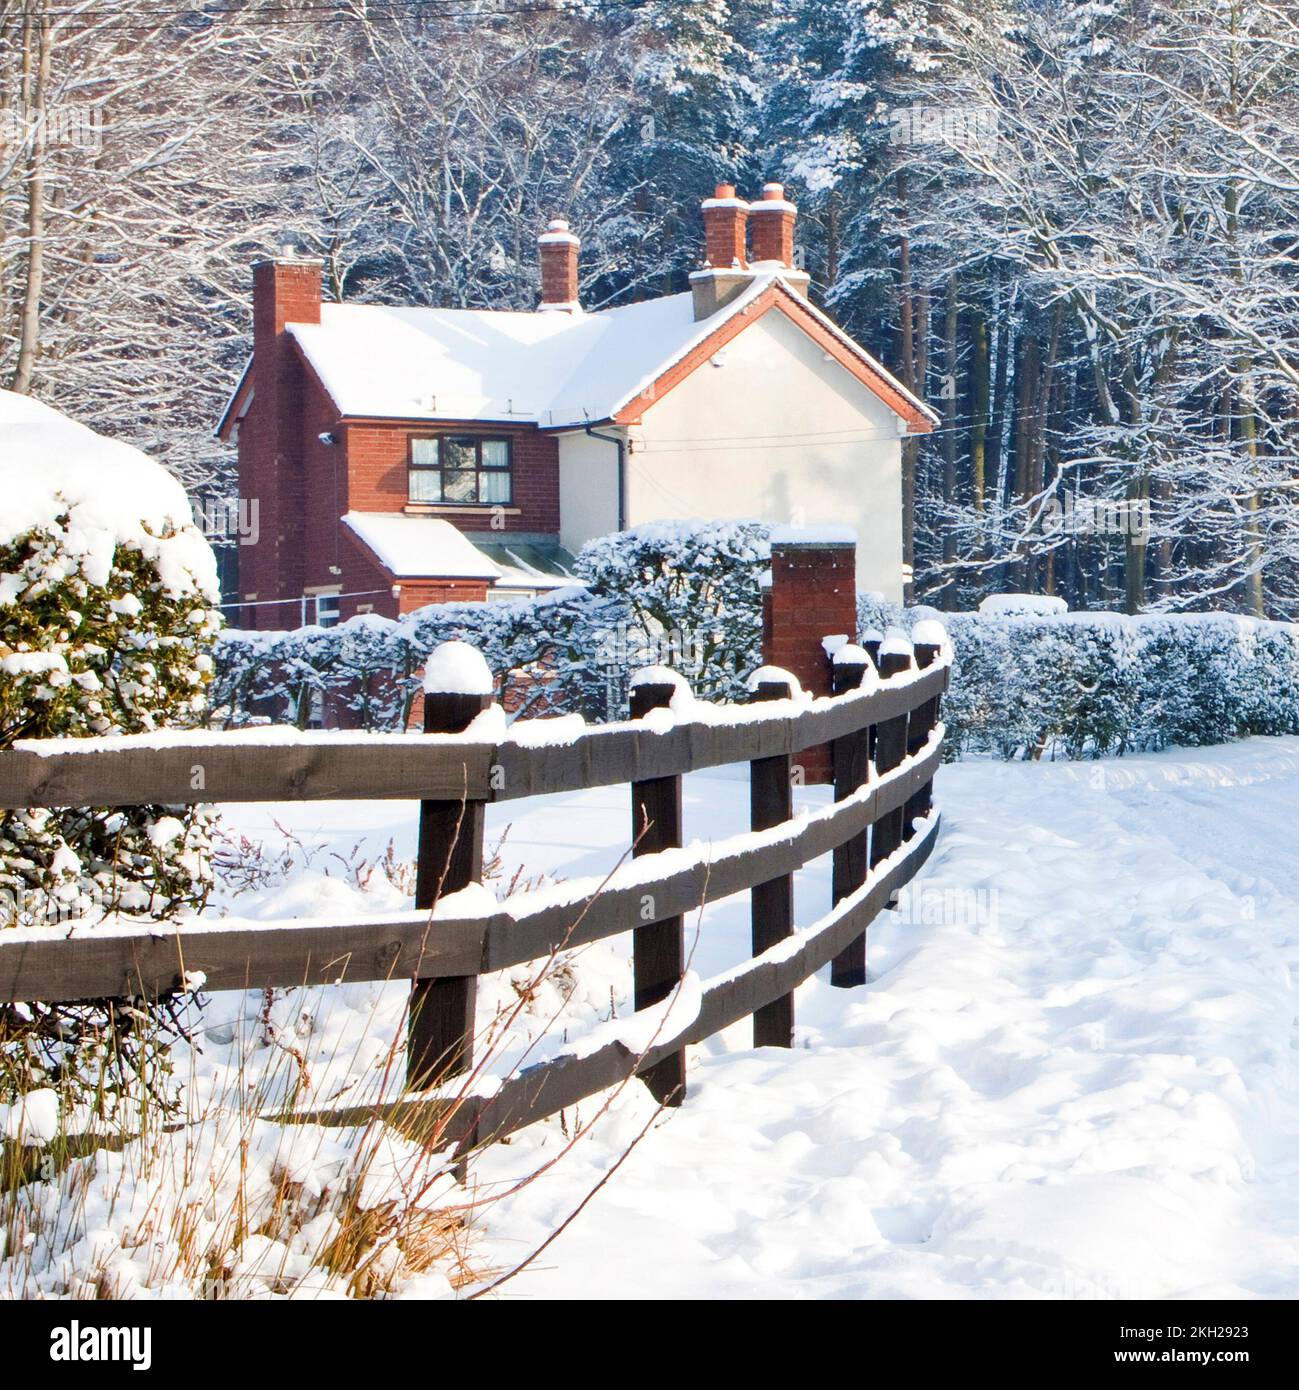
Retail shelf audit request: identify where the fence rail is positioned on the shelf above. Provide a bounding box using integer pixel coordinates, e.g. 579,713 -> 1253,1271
0,664 -> 946,809
0,637 -> 950,1155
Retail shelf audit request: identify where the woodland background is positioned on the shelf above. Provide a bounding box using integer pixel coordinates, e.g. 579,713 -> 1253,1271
3,0 -> 1297,616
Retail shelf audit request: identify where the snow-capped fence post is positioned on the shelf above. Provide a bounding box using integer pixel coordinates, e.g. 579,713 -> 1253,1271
747,670 -> 798,1047
629,670 -> 688,1105
907,622 -> 947,824
407,643 -> 494,1091
870,634 -> 915,888
829,645 -> 876,988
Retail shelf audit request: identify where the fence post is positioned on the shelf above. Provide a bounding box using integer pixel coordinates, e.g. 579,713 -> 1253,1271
906,622 -> 946,825
829,644 -> 876,988
861,627 -> 883,671
870,634 -> 914,884
862,629 -> 884,767
748,671 -> 796,1046
629,672 -> 687,1106
408,644 -> 492,1091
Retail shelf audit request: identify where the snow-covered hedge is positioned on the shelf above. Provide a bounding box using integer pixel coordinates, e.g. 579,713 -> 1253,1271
573,519 -> 768,703
217,516 -> 1299,760
213,521 -> 770,727
212,586 -> 635,728
859,594 -> 1299,759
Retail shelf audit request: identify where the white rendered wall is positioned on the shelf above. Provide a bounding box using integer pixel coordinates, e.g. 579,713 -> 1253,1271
556,308 -> 910,600
557,425 -> 623,557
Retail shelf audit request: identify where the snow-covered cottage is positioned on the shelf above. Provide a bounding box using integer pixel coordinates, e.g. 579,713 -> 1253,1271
216,182 -> 936,627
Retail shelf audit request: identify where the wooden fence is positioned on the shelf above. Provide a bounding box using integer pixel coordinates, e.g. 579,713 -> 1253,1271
0,636 -> 949,1156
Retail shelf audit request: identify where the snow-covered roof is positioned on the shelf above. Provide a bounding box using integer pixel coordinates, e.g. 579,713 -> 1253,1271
0,389 -> 218,600
472,539 -> 576,592
342,512 -> 501,580
285,273 -> 936,431
343,512 -> 582,591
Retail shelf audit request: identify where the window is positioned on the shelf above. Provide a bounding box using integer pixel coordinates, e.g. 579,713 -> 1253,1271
314,593 -> 340,628
409,435 -> 512,505
300,591 -> 340,628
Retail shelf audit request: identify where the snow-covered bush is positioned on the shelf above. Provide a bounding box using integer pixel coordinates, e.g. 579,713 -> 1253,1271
862,592 -> 1299,759
1241,624 -> 1299,737
0,391 -> 221,1101
1131,615 -> 1256,750
403,584 -> 632,720
574,520 -> 769,702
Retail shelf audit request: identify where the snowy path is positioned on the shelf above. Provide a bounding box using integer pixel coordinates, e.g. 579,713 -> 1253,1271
458,739 -> 1299,1299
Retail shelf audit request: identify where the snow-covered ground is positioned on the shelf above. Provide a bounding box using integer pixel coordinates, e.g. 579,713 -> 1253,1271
12,736 -> 1299,1299
214,737 -> 1299,1299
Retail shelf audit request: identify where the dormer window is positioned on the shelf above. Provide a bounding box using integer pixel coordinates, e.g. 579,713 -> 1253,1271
409,435 -> 513,505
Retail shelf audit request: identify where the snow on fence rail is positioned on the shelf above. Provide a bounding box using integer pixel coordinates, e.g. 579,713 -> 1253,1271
0,638 -> 949,1154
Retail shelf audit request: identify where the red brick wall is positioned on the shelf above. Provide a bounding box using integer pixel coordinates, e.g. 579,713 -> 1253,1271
342,421 -> 559,535
238,255 -> 560,629
338,529 -> 397,622
238,259 -> 323,629
762,540 -> 858,784
395,579 -> 492,613
300,374 -> 348,599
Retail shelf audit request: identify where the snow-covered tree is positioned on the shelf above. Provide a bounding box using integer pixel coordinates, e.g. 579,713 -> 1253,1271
0,390 -> 221,1105
896,0 -> 1299,616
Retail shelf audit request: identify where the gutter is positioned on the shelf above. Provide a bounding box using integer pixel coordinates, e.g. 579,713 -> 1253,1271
584,422 -> 627,532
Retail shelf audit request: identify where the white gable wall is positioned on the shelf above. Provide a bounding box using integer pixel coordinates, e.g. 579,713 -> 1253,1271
557,427 -> 622,557
591,309 -> 907,600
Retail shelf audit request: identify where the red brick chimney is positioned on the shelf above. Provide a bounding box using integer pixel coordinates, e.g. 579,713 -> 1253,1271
538,217 -> 580,311
749,182 -> 810,298
253,248 -> 322,348
244,249 -> 322,626
692,183 -> 753,320
702,183 -> 748,269
749,183 -> 797,267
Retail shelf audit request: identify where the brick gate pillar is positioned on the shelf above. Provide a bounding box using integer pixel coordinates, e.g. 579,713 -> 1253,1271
761,529 -> 859,785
